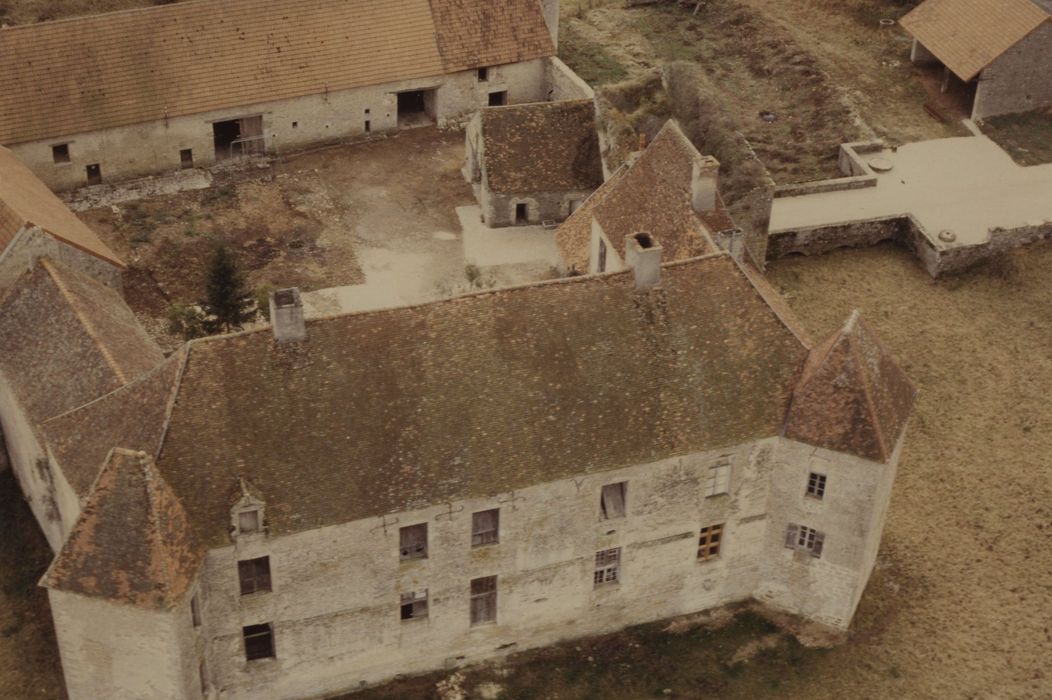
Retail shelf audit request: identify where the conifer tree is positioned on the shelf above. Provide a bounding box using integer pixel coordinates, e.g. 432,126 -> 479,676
202,244 -> 255,333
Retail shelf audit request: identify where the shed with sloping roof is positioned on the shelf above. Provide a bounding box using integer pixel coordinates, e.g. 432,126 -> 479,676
901,0 -> 1052,119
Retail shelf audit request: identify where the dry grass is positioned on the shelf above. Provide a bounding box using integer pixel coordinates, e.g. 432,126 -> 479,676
981,109 -> 1052,166
0,0 -> 165,24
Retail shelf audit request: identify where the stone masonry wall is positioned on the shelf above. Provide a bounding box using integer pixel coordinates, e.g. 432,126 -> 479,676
9,60 -> 549,191
0,227 -> 122,292
190,436 -> 890,700
973,23 -> 1052,120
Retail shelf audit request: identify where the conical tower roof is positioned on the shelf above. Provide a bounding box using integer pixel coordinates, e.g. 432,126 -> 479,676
784,311 -> 916,463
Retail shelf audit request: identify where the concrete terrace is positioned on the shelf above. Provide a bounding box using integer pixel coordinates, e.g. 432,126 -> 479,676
769,131 -> 1052,275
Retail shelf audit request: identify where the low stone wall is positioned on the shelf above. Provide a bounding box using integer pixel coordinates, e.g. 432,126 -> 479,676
775,140 -> 883,199
768,215 -> 1052,278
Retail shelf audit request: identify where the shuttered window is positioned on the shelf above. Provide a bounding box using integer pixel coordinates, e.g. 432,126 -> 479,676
472,509 -> 500,547
706,462 -> 731,497
238,556 -> 272,595
400,523 -> 428,560
470,576 -> 498,625
600,482 -> 627,520
784,523 -> 825,558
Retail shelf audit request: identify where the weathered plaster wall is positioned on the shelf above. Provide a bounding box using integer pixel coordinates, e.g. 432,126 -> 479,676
756,439 -> 895,630
483,189 -> 592,227
49,589 -> 200,700
0,373 -> 79,550
546,58 -> 594,101
973,23 -> 1052,120
10,60 -> 549,191
0,227 -> 122,292
192,435 -> 893,700
589,218 -> 624,273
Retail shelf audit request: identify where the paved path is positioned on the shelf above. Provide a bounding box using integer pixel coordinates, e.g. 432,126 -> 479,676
771,134 -> 1052,246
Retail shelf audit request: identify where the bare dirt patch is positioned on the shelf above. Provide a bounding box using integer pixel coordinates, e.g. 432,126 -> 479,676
78,128 -> 473,347
0,0 -> 160,24
560,0 -> 967,184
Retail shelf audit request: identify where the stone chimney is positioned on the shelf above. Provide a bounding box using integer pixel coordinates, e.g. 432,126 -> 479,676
691,155 -> 720,214
624,233 -> 663,291
270,288 -> 305,343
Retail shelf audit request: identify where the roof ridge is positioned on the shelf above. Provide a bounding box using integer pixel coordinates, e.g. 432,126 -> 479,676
39,258 -> 128,384
153,346 -> 192,467
845,319 -> 890,461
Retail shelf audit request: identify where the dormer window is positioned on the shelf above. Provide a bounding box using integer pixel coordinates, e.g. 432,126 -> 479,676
238,509 -> 261,535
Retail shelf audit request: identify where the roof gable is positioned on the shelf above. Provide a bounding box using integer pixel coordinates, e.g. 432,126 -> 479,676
784,311 -> 916,463
0,0 -> 554,146
42,449 -> 202,609
0,147 -> 123,268
555,120 -> 719,272
900,0 -> 1050,81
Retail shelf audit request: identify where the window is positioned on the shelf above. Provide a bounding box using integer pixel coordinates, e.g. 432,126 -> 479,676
785,524 -> 825,558
597,238 -> 607,273
242,623 -> 275,661
238,509 -> 261,534
488,90 -> 508,107
190,593 -> 202,627
600,482 -> 626,520
400,590 -> 429,621
470,576 -> 497,626
471,509 -> 500,547
806,472 -> 827,499
86,163 -> 102,186
52,144 -> 70,164
364,120 -> 371,133
292,121 -> 299,129
593,547 -> 621,587
477,67 -> 489,82
399,523 -> 428,560
238,556 -> 272,595
706,462 -> 731,497
697,523 -> 724,561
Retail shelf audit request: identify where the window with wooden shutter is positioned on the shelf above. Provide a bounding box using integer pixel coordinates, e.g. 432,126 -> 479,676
600,482 -> 627,520
471,509 -> 500,547
706,462 -> 731,497
400,523 -> 428,560
470,576 -> 498,625
237,556 -> 272,595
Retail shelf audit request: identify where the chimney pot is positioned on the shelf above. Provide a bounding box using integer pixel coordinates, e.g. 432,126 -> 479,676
624,233 -> 663,291
270,287 -> 306,343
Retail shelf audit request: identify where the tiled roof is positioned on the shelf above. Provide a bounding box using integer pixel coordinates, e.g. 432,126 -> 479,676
900,0 -> 1050,81
42,350 -> 186,498
784,311 -> 917,463
480,100 -> 603,194
42,449 -> 202,610
0,0 -> 554,146
0,259 -> 164,425
0,147 -> 123,268
556,120 -> 719,273
157,254 -> 811,547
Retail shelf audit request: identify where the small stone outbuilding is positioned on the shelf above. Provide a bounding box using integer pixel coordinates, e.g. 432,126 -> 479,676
465,99 -> 604,227
901,0 -> 1052,119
